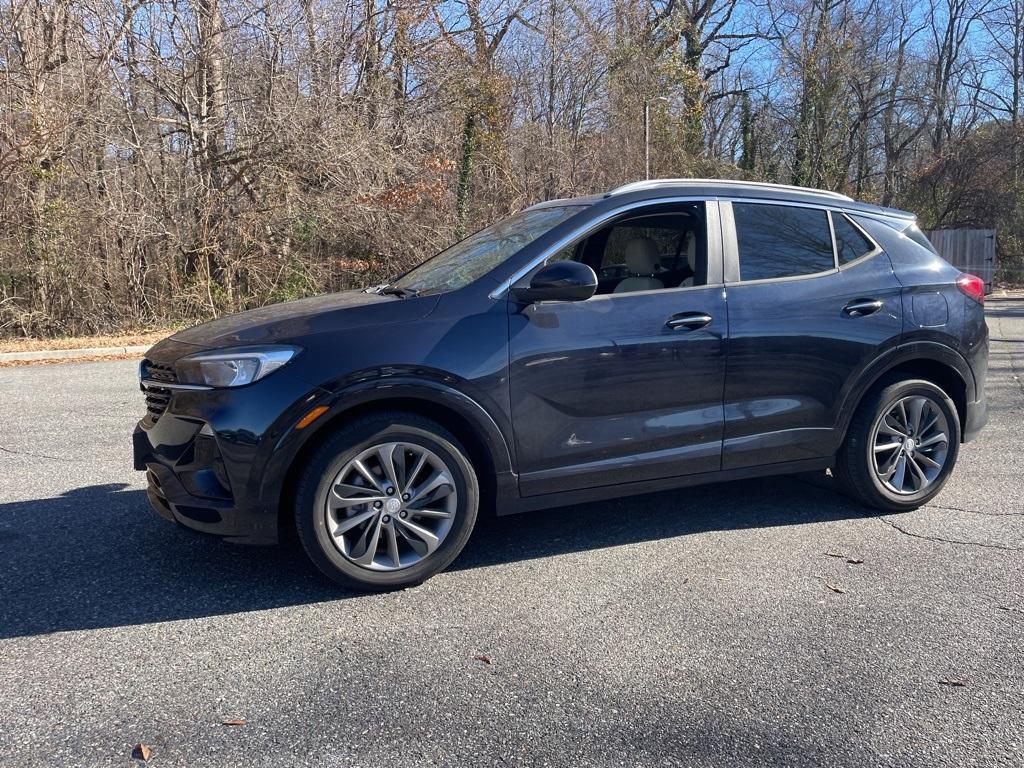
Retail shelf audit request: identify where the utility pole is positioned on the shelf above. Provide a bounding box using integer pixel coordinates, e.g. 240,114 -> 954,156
645,97 -> 669,179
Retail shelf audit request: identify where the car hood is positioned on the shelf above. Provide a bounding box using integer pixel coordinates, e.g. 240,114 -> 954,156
152,290 -> 438,357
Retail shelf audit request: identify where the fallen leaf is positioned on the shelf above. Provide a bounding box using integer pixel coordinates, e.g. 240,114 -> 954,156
472,654 -> 492,665
823,582 -> 846,594
938,677 -> 968,687
846,558 -> 864,565
132,743 -> 151,762
222,719 -> 246,726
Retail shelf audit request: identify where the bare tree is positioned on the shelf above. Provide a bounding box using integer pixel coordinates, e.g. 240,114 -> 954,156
0,0 -> 1020,337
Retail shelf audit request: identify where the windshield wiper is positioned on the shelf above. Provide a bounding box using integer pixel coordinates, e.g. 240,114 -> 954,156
377,285 -> 419,298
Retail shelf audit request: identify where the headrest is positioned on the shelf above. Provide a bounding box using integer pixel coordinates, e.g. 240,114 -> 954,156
685,231 -> 696,270
624,237 -> 659,276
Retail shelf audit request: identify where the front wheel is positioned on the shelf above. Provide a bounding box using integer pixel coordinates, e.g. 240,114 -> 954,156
836,378 -> 960,511
295,412 -> 479,590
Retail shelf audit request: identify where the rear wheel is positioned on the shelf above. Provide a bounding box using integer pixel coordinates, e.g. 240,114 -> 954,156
836,378 -> 960,511
295,412 -> 479,590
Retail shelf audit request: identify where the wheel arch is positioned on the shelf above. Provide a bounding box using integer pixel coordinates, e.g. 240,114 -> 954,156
272,381 -> 514,533
838,342 -> 974,444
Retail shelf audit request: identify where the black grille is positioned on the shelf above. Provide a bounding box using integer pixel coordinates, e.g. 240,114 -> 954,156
144,388 -> 171,421
141,359 -> 176,421
143,360 -> 177,384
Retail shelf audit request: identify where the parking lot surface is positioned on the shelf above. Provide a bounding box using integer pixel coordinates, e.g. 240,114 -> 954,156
1,297 -> 1022,767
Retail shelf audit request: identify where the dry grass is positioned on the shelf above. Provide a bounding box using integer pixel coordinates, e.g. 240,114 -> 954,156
0,351 -> 142,368
0,330 -> 172,354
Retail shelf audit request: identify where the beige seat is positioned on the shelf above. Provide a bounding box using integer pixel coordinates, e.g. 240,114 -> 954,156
680,232 -> 697,287
613,237 -> 664,293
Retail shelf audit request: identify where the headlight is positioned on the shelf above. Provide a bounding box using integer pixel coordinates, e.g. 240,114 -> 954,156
175,345 -> 302,388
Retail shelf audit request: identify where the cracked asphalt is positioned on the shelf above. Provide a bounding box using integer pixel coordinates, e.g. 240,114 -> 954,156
1,297 -> 1022,768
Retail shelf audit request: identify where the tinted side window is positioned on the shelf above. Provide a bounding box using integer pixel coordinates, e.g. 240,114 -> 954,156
600,221 -> 682,276
902,223 -> 939,255
547,203 -> 707,294
832,212 -> 875,264
734,203 -> 834,281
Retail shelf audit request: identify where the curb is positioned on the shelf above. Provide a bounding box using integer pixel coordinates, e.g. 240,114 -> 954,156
0,344 -> 151,362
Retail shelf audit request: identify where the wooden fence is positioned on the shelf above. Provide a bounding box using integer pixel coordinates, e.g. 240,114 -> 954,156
924,229 -> 997,293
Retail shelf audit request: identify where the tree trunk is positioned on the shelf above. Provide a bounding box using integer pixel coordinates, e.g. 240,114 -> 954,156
455,112 -> 477,240
189,0 -> 228,307
739,91 -> 756,172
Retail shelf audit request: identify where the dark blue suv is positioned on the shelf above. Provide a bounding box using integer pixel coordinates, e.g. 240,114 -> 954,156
134,179 -> 989,590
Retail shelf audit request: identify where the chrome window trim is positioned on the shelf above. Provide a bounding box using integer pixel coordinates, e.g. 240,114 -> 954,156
570,283 -> 727,302
489,196 -> 719,299
726,267 -> 840,288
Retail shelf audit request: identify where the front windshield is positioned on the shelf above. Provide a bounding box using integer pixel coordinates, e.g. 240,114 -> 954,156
391,205 -> 583,295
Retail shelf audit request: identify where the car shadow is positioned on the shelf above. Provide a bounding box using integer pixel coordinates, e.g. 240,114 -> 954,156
0,474 -> 872,639
455,472 -> 867,570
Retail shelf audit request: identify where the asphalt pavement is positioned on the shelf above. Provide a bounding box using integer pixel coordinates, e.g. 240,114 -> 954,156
1,297 -> 1022,767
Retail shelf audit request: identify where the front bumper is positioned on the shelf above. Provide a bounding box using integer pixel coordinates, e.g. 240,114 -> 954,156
134,425 -> 279,544
131,351 -> 333,544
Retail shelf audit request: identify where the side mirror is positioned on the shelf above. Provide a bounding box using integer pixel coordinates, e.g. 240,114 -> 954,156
512,261 -> 598,304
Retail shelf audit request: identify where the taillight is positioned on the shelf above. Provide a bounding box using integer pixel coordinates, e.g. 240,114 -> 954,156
956,273 -> 985,304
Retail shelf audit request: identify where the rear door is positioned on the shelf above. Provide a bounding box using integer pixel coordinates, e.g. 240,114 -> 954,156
721,200 -> 903,469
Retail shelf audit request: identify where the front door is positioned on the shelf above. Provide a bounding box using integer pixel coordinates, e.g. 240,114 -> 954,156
507,201 -> 727,497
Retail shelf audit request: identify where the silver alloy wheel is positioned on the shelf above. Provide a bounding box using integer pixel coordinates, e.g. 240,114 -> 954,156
871,395 -> 950,495
324,442 -> 458,571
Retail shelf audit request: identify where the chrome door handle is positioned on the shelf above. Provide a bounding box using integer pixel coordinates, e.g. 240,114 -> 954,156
666,312 -> 713,330
843,298 -> 883,317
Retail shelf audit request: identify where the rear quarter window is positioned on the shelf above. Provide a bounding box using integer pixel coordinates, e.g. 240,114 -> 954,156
832,213 -> 875,264
902,224 -> 939,255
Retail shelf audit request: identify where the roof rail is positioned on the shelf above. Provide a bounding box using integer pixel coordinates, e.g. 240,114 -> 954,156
607,178 -> 854,202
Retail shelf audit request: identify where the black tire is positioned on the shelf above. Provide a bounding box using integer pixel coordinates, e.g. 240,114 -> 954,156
294,412 -> 479,590
836,377 -> 960,512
